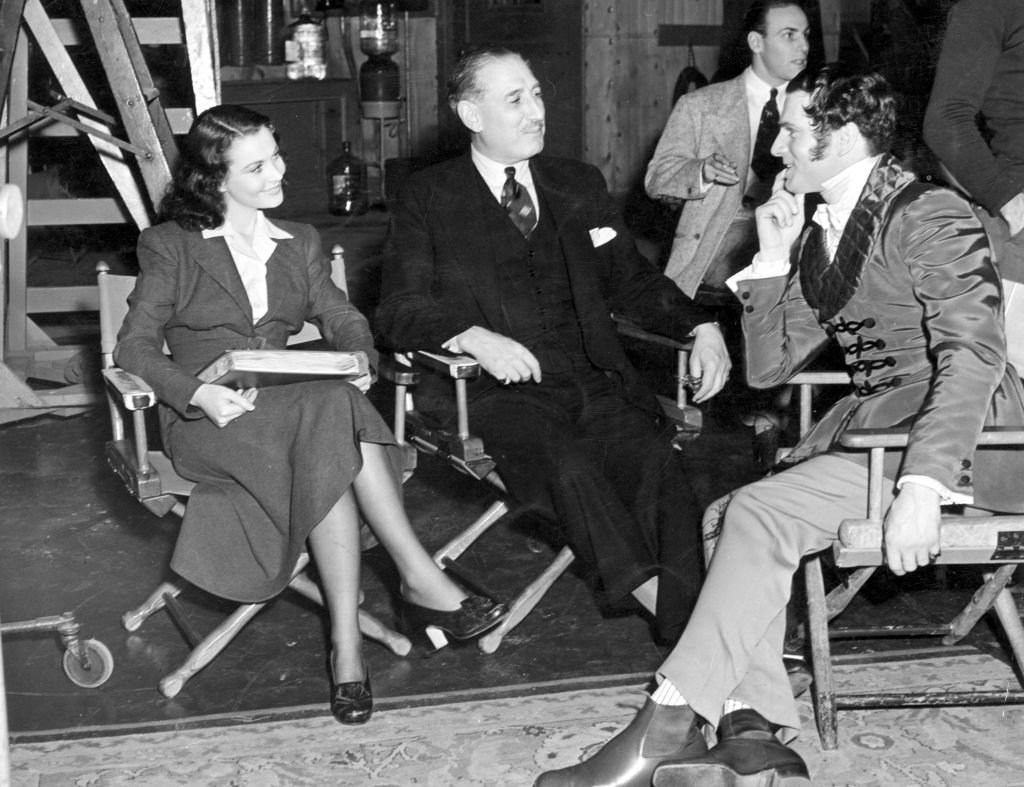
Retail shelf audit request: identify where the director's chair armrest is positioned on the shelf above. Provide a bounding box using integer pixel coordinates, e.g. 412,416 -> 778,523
840,427 -> 1024,451
379,351 -> 494,479
406,350 -> 481,379
836,427 -> 1024,566
101,366 -> 177,509
611,315 -> 701,443
789,371 -> 851,438
102,367 -> 156,411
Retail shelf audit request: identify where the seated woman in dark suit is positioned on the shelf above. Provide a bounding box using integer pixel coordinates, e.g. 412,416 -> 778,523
115,104 -> 505,725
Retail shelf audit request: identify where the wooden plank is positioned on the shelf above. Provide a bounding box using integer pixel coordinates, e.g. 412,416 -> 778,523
0,362 -> 45,407
82,0 -> 176,205
842,428 -> 1024,450
181,0 -> 219,113
837,515 -> 1024,566
836,545 -> 1021,567
6,26 -> 29,352
0,83 -> 9,356
50,17 -> 184,46
26,285 -> 99,313
582,0 -> 722,194
22,0 -> 150,228
35,106 -> 193,136
0,0 -> 28,110
23,317 -> 59,349
657,25 -> 723,47
819,0 -> 841,61
28,198 -> 129,225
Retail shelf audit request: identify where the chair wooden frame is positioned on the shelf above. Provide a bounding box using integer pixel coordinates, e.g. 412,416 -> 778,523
804,426 -> 1024,749
381,350 -> 573,653
98,258 -> 411,698
381,329 -> 698,653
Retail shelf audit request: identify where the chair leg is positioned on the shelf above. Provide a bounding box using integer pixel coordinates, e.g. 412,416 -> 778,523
287,569 -> 412,657
477,546 -> 574,654
992,585 -> 1024,675
824,567 -> 875,621
121,580 -> 186,632
943,564 -> 1017,646
805,556 -> 839,750
433,499 -> 509,565
158,600 -> 267,698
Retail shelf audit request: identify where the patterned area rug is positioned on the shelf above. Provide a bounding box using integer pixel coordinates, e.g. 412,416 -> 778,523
10,652 -> 1024,786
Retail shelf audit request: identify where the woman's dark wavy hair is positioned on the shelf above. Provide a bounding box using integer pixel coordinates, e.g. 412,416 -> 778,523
787,63 -> 897,160
158,104 -> 277,231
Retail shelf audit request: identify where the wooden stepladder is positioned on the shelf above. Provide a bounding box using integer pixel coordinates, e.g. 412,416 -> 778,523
0,0 -> 218,425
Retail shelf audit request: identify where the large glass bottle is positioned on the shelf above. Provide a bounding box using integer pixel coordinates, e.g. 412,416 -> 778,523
285,8 -> 327,80
358,1 -> 400,102
327,142 -> 368,216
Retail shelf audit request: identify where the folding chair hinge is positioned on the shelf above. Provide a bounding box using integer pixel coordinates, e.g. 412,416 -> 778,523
992,530 -> 1024,561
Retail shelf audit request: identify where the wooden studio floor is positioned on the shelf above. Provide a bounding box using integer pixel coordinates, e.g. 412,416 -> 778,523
1,209 -> 1018,742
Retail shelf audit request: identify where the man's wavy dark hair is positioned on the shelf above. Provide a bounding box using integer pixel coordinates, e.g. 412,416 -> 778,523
743,0 -> 807,37
787,63 -> 897,160
446,44 -> 521,112
159,104 -> 279,231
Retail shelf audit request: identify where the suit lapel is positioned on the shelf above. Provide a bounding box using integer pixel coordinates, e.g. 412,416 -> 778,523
530,159 -> 605,318
262,233 -> 305,326
190,234 -> 253,323
707,77 -> 750,190
443,156 -> 510,325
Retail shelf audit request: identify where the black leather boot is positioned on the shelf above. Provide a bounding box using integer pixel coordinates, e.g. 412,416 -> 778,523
652,708 -> 810,786
534,698 -> 707,787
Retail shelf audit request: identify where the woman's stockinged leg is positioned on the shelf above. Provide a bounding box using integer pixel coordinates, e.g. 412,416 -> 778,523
307,491 -> 365,683
351,442 -> 467,611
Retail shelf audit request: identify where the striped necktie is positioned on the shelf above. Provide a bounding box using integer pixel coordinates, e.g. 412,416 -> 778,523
501,166 -> 537,237
751,88 -> 783,183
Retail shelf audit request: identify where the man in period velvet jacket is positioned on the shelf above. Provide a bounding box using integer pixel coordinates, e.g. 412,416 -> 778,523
536,64 -> 1024,787
375,47 -> 731,640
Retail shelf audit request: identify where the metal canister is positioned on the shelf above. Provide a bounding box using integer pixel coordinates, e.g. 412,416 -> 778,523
254,0 -> 285,66
220,0 -> 252,67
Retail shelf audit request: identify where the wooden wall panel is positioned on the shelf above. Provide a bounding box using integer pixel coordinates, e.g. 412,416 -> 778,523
583,0 -> 722,195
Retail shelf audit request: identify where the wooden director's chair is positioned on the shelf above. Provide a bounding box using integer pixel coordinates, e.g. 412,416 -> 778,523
706,372 -> 1024,749
98,252 -> 411,698
380,323 -> 700,653
804,426 -> 1024,749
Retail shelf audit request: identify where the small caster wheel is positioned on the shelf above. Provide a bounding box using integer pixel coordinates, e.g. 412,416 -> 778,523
159,674 -> 184,698
63,639 -> 114,688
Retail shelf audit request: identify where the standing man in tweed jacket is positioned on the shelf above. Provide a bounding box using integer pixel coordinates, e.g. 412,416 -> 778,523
647,0 -> 810,301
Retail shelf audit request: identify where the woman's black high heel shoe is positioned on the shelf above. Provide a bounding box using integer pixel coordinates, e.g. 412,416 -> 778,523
402,594 -> 508,649
330,663 -> 372,725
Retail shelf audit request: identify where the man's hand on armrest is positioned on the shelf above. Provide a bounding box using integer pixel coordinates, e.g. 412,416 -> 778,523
688,322 -> 731,404
445,326 -> 543,385
883,481 -> 941,576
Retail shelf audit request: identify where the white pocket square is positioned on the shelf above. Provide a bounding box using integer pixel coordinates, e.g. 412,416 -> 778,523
589,226 -> 617,247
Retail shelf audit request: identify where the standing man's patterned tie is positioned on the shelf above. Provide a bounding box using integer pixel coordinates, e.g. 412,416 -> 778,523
502,166 -> 537,237
751,88 -> 784,183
